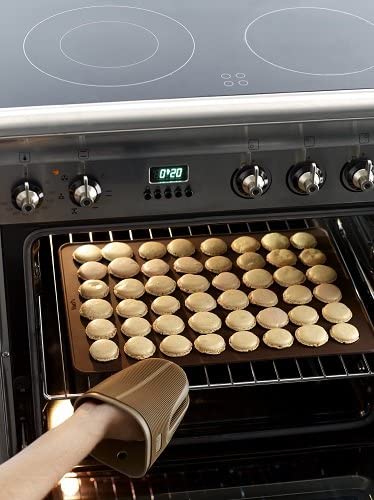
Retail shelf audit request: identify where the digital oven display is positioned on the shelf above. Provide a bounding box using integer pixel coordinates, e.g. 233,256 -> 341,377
149,165 -> 189,184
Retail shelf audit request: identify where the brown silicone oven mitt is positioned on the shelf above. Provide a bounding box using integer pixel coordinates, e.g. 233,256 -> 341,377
74,358 -> 189,478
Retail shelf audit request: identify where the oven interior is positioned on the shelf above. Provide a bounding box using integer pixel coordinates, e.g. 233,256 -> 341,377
3,214 -> 372,498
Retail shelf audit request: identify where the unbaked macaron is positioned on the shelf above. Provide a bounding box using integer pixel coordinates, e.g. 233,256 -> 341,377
151,296 -> 181,315
177,274 -> 210,293
73,244 -> 102,264
263,328 -> 294,349
205,256 -> 232,273
145,276 -> 176,296
225,310 -> 256,331
80,299 -> 113,320
256,307 -> 289,329
229,331 -> 260,352
261,233 -> 289,251
217,289 -> 249,310
306,265 -> 337,284
248,288 -> 278,307
138,241 -> 167,260
288,305 -> 319,326
153,315 -> 185,335
200,238 -> 227,256
116,299 -> 148,318
273,266 -> 305,287
231,236 -> 260,253
330,323 -> 359,344
242,269 -> 274,289
295,324 -> 329,347
78,280 -> 109,299
188,311 -> 222,333
185,292 -> 217,312
114,278 -> 145,299
283,285 -> 312,305
313,283 -> 342,304
141,259 -> 170,277
322,302 -> 352,323
173,257 -> 203,274
266,249 -> 297,268
236,252 -> 266,271
194,334 -> 226,355
290,232 -> 317,249
121,317 -> 151,337
85,319 -> 117,340
124,337 -> 156,360
108,257 -> 140,279
77,261 -> 107,281
89,339 -> 119,362
299,248 -> 327,266
167,238 -> 195,257
159,335 -> 193,357
212,272 -> 241,291
101,242 -> 133,261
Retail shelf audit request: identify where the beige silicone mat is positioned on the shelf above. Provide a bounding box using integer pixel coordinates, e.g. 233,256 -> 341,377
59,229 -> 374,373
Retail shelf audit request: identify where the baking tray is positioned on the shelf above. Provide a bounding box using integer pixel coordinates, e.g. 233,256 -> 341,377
59,229 -> 374,373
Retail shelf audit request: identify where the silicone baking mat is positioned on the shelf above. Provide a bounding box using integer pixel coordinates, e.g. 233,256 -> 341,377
59,229 -> 374,373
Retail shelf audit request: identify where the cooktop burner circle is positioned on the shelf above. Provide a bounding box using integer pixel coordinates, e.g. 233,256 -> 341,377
23,5 -> 195,87
59,21 -> 160,69
244,7 -> 374,76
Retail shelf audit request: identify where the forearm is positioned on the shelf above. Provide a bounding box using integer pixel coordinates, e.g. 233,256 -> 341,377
0,402 -> 110,500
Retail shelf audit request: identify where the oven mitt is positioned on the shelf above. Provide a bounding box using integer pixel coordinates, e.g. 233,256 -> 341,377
74,358 -> 189,478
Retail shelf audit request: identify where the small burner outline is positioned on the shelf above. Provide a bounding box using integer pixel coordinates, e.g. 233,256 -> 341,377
23,5 -> 196,87
244,7 -> 374,76
59,20 -> 160,69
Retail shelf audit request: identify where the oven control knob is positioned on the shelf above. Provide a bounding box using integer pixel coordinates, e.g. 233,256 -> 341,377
342,158 -> 374,191
233,164 -> 270,198
70,175 -> 101,207
13,181 -> 43,214
289,161 -> 325,195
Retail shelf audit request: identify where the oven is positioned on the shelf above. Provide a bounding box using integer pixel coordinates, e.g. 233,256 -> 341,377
0,107 -> 374,500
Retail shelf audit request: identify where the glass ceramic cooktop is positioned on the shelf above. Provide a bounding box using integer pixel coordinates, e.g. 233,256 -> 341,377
3,0 -> 374,107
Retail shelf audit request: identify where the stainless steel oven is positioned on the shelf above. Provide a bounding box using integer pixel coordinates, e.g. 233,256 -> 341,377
3,1 -> 374,498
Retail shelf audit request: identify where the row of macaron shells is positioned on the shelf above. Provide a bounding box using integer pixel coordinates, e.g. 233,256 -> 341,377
72,235 -> 357,361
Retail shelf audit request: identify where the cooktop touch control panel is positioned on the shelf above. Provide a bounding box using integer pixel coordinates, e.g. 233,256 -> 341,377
2,148 -> 374,225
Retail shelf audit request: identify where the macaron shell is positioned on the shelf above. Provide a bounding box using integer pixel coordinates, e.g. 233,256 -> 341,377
299,248 -> 327,266
273,266 -> 305,287
229,331 -> 260,352
290,232 -> 317,249
153,314 -> 185,335
145,276 -> 176,296
288,305 -> 319,326
80,299 -> 113,320
151,296 -> 181,315
322,302 -> 352,323
295,325 -> 329,347
306,265 -> 337,284
167,238 -> 195,257
248,288 -> 278,307
185,292 -> 217,312
85,319 -> 117,340
236,252 -> 266,271
242,269 -> 273,289
263,328 -> 294,349
217,289 -> 249,310
78,280 -> 109,299
231,236 -> 260,253
77,261 -> 108,281
89,339 -> 119,361
266,249 -> 297,267
256,307 -> 289,329
159,335 -> 192,357
73,244 -> 102,263
330,323 -> 359,344
261,233 -> 290,251
116,299 -> 148,318
194,333 -> 226,354
101,242 -> 133,260
138,241 -> 167,259
313,284 -> 342,304
177,274 -> 210,293
283,285 -> 313,305
113,278 -> 145,299
205,256 -> 232,273
225,310 -> 256,331
200,238 -> 228,256
124,337 -> 156,359
212,272 -> 241,291
108,257 -> 140,279
141,259 -> 170,277
188,311 -> 222,333
121,317 -> 151,337
173,257 -> 203,274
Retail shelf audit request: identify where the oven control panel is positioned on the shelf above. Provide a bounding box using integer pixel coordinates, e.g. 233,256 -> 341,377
2,149 -> 374,225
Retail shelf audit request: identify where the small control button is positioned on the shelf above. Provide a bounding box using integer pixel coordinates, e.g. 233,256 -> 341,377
144,188 -> 152,200
154,189 -> 162,199
185,186 -> 193,197
164,188 -> 172,199
174,187 -> 182,198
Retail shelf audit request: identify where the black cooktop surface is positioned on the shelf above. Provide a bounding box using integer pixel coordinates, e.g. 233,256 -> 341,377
4,0 -> 374,107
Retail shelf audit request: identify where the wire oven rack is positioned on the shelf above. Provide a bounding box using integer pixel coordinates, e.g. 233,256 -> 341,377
36,218 -> 374,401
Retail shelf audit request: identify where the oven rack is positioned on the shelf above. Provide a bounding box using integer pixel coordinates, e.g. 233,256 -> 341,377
37,218 -> 374,401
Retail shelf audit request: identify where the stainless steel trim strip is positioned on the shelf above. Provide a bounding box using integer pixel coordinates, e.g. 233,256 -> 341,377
2,89 -> 374,138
